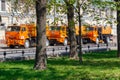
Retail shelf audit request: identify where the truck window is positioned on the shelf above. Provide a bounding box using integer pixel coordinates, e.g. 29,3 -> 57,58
49,26 -> 61,31
62,27 -> 65,31
6,26 -> 20,31
86,27 -> 94,31
21,27 -> 26,31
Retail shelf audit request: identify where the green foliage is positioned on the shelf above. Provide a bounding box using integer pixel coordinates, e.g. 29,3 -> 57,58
10,0 -> 35,13
47,0 -> 67,25
65,0 -> 76,5
82,23 -> 90,27
1,51 -> 120,80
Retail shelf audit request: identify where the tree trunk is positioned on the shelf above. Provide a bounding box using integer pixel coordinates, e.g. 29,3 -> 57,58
78,10 -> 83,63
34,0 -> 47,70
114,0 -> 120,57
116,0 -> 120,57
64,0 -> 78,59
0,15 -> 1,24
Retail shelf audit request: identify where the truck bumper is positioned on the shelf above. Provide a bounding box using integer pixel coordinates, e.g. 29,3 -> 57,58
48,38 -> 64,44
7,39 -> 24,46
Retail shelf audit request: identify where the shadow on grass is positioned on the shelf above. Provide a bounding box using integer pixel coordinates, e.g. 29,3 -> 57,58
0,67 -> 68,80
48,50 -> 120,69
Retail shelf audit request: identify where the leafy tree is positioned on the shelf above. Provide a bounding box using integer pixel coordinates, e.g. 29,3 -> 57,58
76,0 -> 82,63
48,0 -> 79,59
8,0 -> 47,70
64,0 -> 78,59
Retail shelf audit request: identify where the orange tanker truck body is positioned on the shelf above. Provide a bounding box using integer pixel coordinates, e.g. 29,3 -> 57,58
47,26 -> 68,46
5,24 -> 36,48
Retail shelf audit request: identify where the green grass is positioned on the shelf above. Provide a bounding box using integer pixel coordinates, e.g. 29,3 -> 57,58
0,50 -> 120,80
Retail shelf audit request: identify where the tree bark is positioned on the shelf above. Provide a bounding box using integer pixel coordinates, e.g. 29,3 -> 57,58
117,8 -> 120,57
64,0 -> 78,59
114,0 -> 120,57
116,0 -> 120,57
34,0 -> 47,70
0,15 -> 1,24
78,10 -> 83,63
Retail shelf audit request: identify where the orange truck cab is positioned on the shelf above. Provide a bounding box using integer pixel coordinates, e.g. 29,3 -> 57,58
47,25 -> 68,46
5,24 -> 36,48
81,26 -> 99,44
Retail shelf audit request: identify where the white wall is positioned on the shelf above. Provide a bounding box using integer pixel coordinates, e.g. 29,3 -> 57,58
0,30 -> 5,44
0,0 -> 1,11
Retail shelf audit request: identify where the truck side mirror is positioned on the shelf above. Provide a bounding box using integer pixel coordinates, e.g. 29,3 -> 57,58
95,28 -> 96,31
21,27 -> 26,32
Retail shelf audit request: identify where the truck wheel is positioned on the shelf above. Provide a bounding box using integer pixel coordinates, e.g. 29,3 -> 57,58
46,39 -> 49,46
10,45 -> 14,48
82,39 -> 87,44
106,37 -> 110,44
81,39 -> 83,44
95,38 -> 99,44
24,40 -> 30,48
63,38 -> 68,46
76,36 -> 79,44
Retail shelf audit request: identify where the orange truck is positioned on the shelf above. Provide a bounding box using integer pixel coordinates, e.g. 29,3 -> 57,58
5,24 -> 37,48
46,25 -> 68,46
75,25 -> 112,44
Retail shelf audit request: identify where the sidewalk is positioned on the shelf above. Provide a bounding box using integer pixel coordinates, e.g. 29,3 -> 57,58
0,43 -> 7,48
110,46 -> 117,50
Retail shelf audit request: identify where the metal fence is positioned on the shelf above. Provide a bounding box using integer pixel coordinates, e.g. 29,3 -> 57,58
0,43 -> 117,62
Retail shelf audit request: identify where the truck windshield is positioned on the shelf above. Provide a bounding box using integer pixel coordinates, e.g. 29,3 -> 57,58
86,27 -> 94,31
6,26 -> 20,31
49,26 -> 61,31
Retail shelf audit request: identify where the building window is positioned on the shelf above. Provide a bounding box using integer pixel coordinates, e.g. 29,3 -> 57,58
1,0 -> 6,11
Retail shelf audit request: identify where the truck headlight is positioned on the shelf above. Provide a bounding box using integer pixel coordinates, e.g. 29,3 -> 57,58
20,36 -> 24,39
60,35 -> 64,38
93,35 -> 97,37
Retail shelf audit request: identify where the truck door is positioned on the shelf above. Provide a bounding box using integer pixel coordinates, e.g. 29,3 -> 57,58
61,26 -> 66,37
20,27 -> 28,39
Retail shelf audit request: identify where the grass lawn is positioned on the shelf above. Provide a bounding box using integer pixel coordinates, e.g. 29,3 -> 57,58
0,50 -> 120,80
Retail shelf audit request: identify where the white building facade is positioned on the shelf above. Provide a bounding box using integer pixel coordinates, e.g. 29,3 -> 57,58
0,0 -> 35,27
